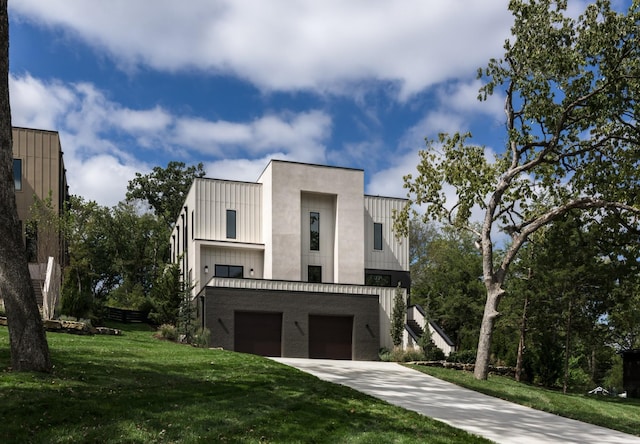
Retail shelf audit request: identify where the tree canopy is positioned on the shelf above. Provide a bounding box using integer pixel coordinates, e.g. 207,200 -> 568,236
126,161 -> 205,228
396,0 -> 640,379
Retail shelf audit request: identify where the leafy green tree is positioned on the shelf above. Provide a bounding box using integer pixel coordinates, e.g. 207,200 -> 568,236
148,263 -> 184,325
390,285 -> 406,347
409,218 -> 484,350
0,0 -> 51,371
26,191 -> 64,266
396,0 -> 640,380
500,211 -> 631,390
126,161 -> 205,228
105,202 -> 168,309
60,196 -> 115,316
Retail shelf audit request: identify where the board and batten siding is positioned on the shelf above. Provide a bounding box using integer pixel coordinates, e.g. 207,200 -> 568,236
364,195 -> 409,271
194,179 -> 262,243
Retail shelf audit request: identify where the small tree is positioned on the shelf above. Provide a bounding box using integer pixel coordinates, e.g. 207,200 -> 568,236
390,284 -> 406,348
148,263 -> 183,326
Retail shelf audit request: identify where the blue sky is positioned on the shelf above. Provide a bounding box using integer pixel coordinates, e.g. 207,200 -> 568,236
7,0 -> 602,208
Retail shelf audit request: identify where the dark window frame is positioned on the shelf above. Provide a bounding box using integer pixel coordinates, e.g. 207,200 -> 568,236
215,264 -> 244,278
310,211 -> 320,251
308,265 -> 322,283
373,222 -> 383,250
226,209 -> 237,239
13,158 -> 22,191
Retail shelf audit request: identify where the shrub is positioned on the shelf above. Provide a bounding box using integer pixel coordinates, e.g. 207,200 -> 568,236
402,348 -> 426,362
384,346 -> 426,362
158,324 -> 178,341
447,349 -> 477,364
418,331 -> 446,361
191,328 -> 211,348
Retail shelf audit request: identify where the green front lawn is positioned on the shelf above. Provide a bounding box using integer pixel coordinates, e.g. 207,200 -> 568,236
0,324 -> 489,443
408,364 -> 640,437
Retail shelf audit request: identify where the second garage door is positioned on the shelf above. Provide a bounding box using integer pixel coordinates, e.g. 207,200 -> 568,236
308,315 -> 353,360
234,311 -> 282,357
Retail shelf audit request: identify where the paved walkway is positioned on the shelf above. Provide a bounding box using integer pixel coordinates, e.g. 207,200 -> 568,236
271,358 -> 640,444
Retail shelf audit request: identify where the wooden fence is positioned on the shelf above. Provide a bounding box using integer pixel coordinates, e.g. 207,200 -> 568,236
105,306 -> 148,323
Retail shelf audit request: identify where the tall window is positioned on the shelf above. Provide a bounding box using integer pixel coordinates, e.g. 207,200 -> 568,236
226,209 -> 236,239
215,265 -> 243,278
310,212 -> 320,251
13,159 -> 22,191
374,222 -> 383,250
308,265 -> 322,283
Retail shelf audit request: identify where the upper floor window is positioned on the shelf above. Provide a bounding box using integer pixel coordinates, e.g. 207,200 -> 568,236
215,264 -> 243,278
374,222 -> 383,250
226,209 -> 236,239
13,159 -> 22,191
310,212 -> 319,251
308,265 -> 322,283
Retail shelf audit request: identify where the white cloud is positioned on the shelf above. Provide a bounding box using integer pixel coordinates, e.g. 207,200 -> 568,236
9,73 -> 336,205
10,0 -> 513,100
366,150 -> 417,198
204,155 -> 283,183
9,73 -> 75,130
65,154 -> 142,208
436,80 -> 505,122
110,106 -> 173,134
174,111 -> 332,164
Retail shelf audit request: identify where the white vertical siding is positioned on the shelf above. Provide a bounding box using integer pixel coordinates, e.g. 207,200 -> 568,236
364,196 -> 409,271
194,179 -> 262,243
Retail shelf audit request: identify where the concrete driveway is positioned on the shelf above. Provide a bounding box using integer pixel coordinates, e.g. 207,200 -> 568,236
271,358 -> 640,444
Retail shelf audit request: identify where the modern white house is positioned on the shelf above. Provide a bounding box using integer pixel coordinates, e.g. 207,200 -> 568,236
170,160 -> 411,360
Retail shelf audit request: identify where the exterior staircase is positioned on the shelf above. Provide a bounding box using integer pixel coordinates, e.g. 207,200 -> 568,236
406,318 -> 424,339
405,304 -> 456,356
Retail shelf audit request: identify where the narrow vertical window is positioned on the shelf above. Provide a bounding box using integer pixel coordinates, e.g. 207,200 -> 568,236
310,212 -> 320,251
13,159 -> 22,191
308,265 -> 322,283
374,222 -> 383,250
226,209 -> 236,239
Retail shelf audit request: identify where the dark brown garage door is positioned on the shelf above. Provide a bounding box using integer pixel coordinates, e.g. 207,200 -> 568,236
309,315 -> 353,360
234,311 -> 282,357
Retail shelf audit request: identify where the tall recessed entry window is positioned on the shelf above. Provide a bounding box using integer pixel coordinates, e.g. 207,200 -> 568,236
226,209 -> 236,239
13,159 -> 22,191
374,222 -> 383,250
310,212 -> 320,250
308,265 -> 322,283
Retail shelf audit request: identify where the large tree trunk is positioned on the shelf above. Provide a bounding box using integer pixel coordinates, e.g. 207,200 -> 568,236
474,284 -> 504,380
0,0 -> 51,372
